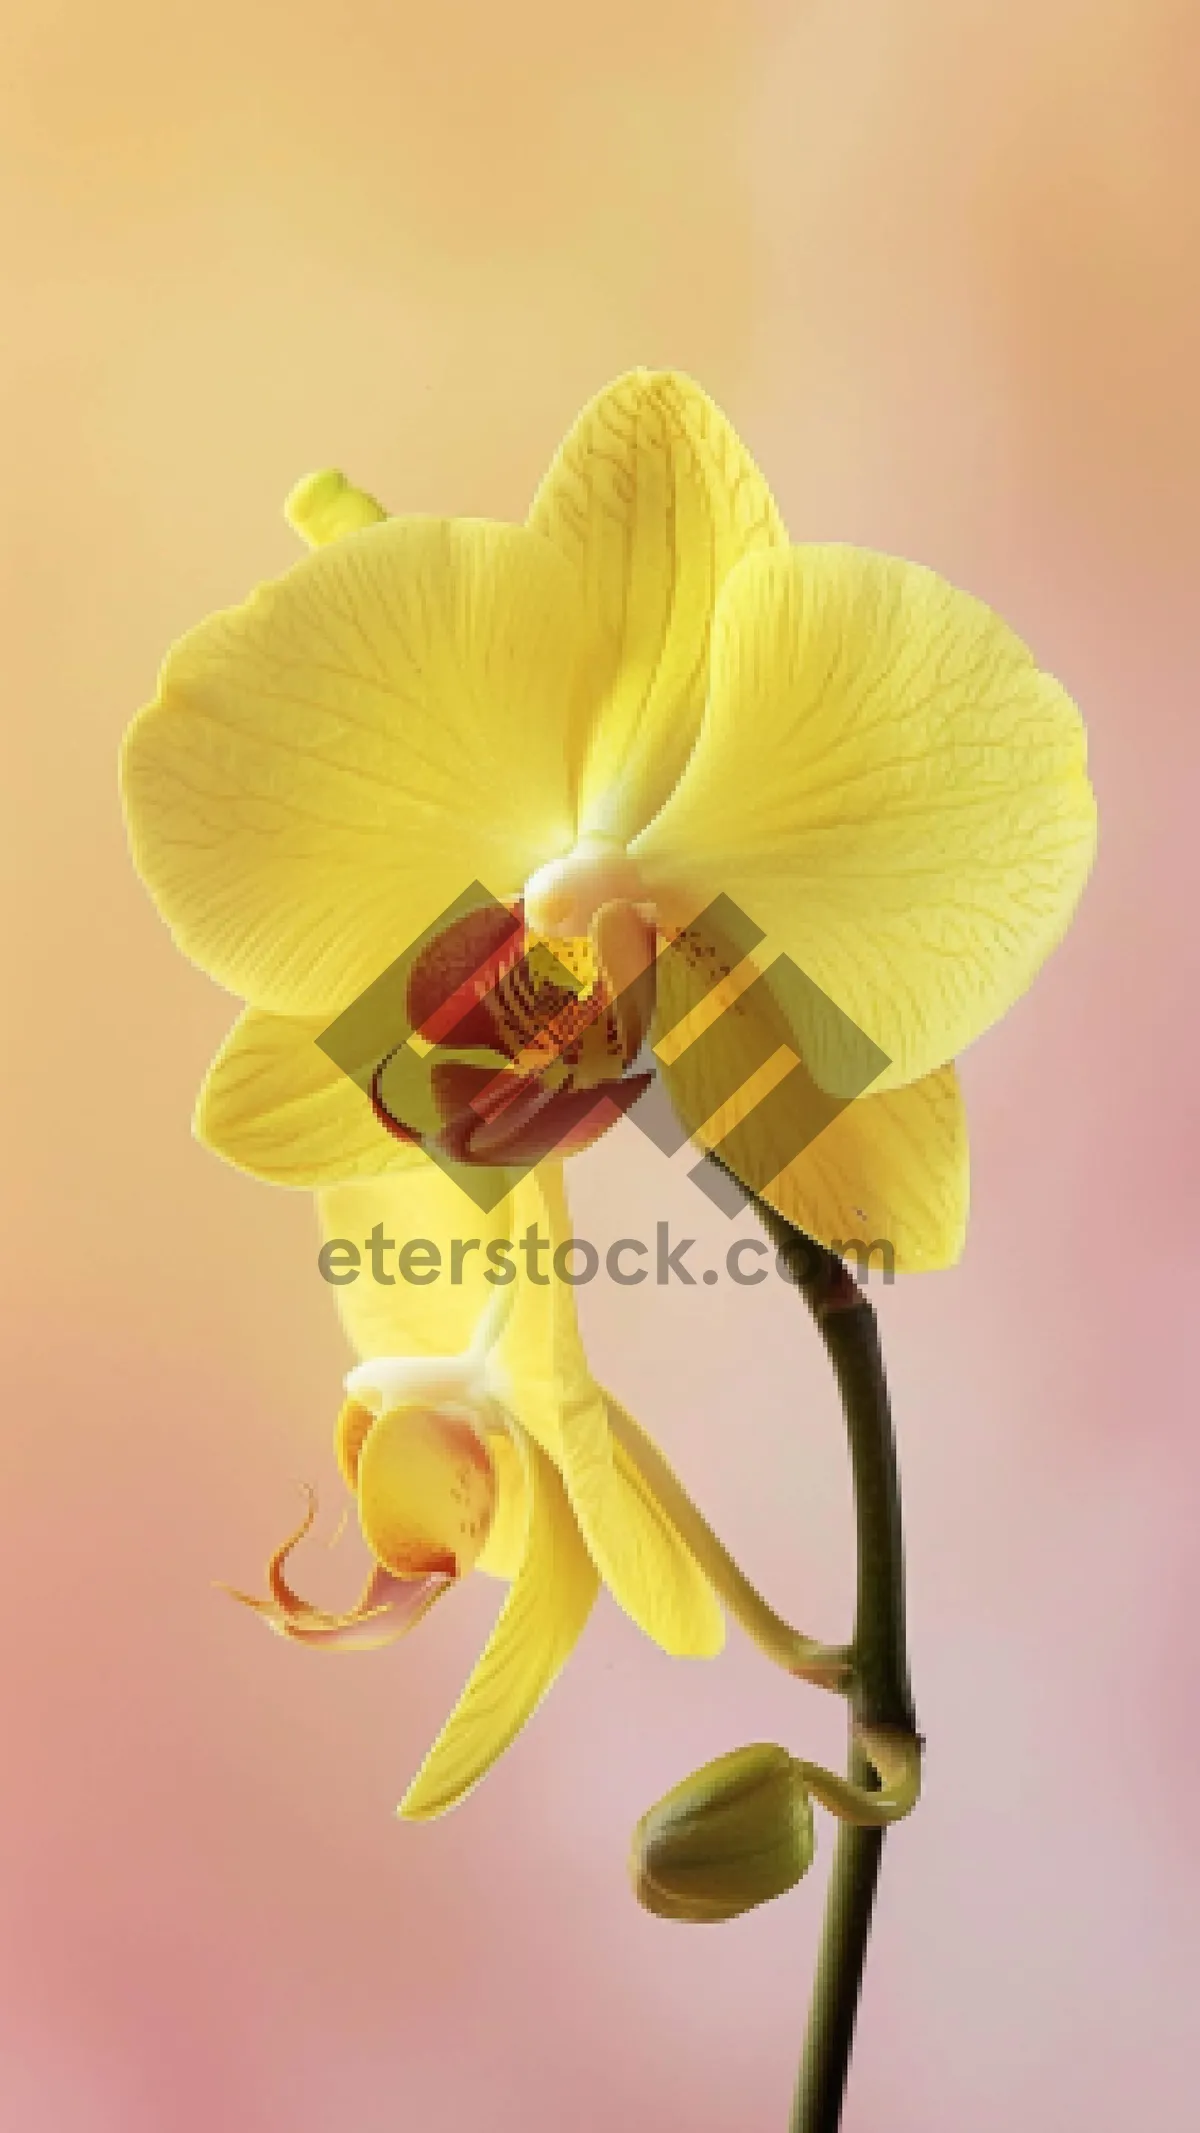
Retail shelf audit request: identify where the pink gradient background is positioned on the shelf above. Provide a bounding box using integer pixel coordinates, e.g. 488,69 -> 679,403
2,3 -> 1197,2126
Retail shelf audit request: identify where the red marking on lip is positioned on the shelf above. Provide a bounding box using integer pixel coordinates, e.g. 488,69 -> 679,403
368,1056 -> 422,1144
368,897 -> 650,1163
436,1067 -> 653,1164
408,901 -> 525,1048
383,1541 -> 460,1578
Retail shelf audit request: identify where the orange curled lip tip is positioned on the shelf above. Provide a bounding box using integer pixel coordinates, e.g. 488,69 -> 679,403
266,1484 -> 322,1614
230,1486 -> 319,1614
278,1571 -> 453,1649
222,1541 -> 454,1649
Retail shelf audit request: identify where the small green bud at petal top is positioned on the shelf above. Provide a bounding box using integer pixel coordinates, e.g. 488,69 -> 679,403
631,1743 -> 815,1924
283,468 -> 387,547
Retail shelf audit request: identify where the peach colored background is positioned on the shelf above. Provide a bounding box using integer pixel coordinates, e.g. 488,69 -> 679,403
2,3 -> 1197,2127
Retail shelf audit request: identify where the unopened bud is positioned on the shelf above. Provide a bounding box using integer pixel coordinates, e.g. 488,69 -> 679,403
630,1743 -> 815,1924
283,468 -> 387,547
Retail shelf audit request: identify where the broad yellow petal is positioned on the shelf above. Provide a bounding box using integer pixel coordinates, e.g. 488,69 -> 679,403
196,1006 -> 423,1186
759,1067 -> 967,1273
499,1166 -> 724,1658
317,1164 -> 525,1361
635,546 -> 1096,1093
528,370 -> 786,844
398,1429 -> 599,1819
652,947 -> 968,1270
121,518 -> 589,1017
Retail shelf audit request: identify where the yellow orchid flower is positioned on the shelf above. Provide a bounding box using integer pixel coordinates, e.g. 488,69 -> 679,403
120,370 -> 1096,1267
233,1162 -> 712,1819
233,1301 -> 605,1822
233,1157 -> 846,1817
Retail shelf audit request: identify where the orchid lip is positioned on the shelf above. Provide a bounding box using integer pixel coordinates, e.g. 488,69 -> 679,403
444,1069 -> 652,1165
367,884 -> 655,1166
356,1401 -> 500,1582
223,1486 -> 452,1651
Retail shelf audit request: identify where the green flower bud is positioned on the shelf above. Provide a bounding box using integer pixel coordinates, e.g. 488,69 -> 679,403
630,1743 -> 816,1924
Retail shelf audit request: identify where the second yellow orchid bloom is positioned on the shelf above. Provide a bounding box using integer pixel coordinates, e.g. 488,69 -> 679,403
233,1164 -> 742,1818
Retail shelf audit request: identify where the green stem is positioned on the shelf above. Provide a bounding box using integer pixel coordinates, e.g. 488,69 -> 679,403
790,1744 -> 886,2133
738,1185 -> 919,2133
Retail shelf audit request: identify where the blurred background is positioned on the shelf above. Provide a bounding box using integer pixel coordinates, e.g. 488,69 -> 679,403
2,2 -> 1196,2126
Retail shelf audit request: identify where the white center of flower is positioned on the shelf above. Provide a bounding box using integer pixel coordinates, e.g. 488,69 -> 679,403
345,1351 -> 485,1418
523,835 -> 647,939
343,1282 -> 516,1420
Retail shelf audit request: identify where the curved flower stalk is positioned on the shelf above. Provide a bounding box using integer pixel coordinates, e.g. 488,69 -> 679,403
232,1161 -> 829,1817
120,370 -> 1096,1269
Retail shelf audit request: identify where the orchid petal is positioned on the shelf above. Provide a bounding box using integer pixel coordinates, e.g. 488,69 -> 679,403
196,1006 -> 425,1187
499,1166 -> 724,1658
121,519 -> 592,1017
398,1429 -> 598,1820
635,545 -> 1096,1093
529,370 -> 786,843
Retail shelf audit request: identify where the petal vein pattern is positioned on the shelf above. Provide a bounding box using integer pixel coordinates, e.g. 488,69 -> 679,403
120,519 -> 589,1017
528,369 -> 787,844
634,545 -> 1096,1093
501,1165 -> 725,1658
197,1005 -> 426,1185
